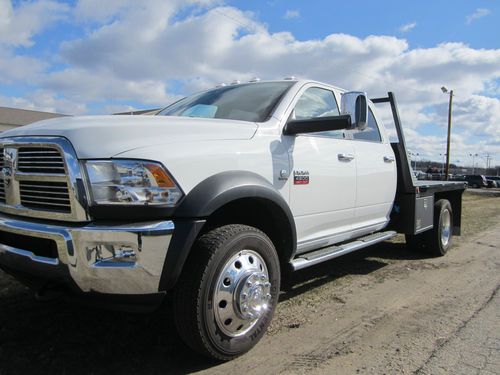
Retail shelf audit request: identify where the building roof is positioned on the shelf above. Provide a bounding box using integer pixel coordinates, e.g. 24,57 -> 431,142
113,108 -> 161,115
0,106 -> 67,128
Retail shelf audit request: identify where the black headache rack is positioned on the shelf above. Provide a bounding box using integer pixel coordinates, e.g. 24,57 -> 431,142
371,92 -> 466,236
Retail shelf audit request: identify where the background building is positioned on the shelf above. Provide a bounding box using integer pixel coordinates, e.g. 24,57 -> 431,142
0,107 -> 67,133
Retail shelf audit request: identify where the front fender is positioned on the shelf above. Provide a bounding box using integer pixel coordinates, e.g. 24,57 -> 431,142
174,171 -> 292,220
159,171 -> 296,291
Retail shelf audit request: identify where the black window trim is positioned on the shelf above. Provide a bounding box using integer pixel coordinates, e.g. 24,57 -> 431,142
289,85 -> 345,140
350,106 -> 383,143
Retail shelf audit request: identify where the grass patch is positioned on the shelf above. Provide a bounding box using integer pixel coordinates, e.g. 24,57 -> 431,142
461,192 -> 500,237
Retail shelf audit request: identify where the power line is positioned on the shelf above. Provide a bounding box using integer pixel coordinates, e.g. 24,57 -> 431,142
212,8 -> 472,100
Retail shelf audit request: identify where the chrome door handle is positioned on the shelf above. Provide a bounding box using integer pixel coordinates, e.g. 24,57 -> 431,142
384,156 -> 395,163
338,153 -> 355,161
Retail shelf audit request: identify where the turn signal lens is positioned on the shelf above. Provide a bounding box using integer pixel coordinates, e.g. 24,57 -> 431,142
145,163 -> 175,188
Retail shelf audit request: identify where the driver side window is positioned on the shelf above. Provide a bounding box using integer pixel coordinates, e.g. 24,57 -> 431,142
293,87 -> 343,139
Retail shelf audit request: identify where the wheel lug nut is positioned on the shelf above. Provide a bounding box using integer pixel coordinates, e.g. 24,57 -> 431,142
266,294 -> 272,300
260,275 -> 266,281
264,282 -> 271,288
246,281 -> 252,287
242,293 -> 247,299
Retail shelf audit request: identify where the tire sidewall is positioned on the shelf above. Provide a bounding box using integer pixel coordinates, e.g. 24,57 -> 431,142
199,228 -> 280,359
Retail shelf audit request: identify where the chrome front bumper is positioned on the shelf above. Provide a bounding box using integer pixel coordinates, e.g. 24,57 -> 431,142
0,213 -> 174,295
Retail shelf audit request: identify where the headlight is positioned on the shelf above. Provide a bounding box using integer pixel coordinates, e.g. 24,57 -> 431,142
84,160 -> 183,206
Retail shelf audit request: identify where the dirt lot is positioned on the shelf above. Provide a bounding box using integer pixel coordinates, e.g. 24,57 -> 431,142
0,192 -> 499,375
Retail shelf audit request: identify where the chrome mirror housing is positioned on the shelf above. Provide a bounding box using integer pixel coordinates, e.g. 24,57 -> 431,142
341,92 -> 368,130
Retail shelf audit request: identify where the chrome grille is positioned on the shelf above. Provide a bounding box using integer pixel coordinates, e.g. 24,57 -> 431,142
0,148 -> 4,203
0,137 -> 88,222
20,181 -> 71,213
17,147 -> 66,174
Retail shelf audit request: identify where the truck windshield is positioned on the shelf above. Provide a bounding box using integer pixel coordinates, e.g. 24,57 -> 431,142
157,82 -> 295,122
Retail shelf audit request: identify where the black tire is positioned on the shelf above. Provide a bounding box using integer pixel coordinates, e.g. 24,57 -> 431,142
405,199 -> 453,256
173,224 -> 280,361
426,199 -> 453,256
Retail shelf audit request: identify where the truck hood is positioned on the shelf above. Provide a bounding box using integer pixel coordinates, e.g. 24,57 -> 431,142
1,115 -> 258,158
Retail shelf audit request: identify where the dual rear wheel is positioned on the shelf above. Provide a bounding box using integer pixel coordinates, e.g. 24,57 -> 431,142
405,199 -> 453,256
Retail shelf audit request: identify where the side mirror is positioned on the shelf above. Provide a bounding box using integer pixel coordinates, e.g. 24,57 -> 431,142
283,115 -> 352,136
341,92 -> 368,130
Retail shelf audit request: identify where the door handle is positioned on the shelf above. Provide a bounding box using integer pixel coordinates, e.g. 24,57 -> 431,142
338,153 -> 355,161
384,156 -> 395,163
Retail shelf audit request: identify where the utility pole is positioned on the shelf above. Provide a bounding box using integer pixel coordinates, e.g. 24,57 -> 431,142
440,153 -> 447,176
441,87 -> 453,180
470,153 -> 478,175
485,153 -> 492,174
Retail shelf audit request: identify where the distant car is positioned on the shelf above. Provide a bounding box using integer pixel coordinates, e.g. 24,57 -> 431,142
486,176 -> 500,188
464,175 -> 487,188
452,175 -> 468,187
486,179 -> 497,188
413,170 -> 427,180
430,173 -> 446,181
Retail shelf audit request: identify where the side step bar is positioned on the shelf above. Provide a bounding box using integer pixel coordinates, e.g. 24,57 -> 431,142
290,231 -> 397,271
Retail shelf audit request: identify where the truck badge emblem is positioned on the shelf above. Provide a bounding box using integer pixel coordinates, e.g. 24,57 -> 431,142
2,167 -> 12,188
2,148 -> 15,189
279,169 -> 289,180
293,170 -> 309,185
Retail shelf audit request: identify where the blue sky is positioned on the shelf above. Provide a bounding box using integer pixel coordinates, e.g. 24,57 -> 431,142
229,0 -> 499,49
0,0 -> 499,167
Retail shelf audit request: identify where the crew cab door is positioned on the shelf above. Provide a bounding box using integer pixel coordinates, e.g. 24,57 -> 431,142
349,104 -> 397,234
285,86 -> 357,253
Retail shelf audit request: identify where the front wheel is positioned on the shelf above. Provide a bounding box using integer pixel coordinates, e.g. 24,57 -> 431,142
173,224 -> 280,360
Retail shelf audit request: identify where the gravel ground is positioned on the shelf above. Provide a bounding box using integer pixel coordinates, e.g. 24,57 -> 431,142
0,192 -> 499,375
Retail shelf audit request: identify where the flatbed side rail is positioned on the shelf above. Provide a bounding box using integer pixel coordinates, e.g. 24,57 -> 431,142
371,92 -> 416,194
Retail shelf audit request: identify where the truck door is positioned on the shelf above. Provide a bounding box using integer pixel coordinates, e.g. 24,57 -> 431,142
286,86 -> 357,253
349,104 -> 397,234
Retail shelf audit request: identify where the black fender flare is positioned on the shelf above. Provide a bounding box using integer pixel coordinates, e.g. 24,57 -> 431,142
159,171 -> 297,291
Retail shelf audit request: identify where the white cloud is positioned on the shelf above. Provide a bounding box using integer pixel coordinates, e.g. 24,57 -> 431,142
0,0 -> 69,47
283,10 -> 300,19
0,51 -> 47,83
465,8 -> 491,25
74,0 -> 221,23
74,0 -> 141,22
42,68 -> 179,105
399,22 -> 417,33
1,2 -> 499,163
0,91 -> 87,115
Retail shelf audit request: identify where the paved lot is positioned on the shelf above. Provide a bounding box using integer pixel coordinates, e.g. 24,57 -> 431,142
418,286 -> 500,375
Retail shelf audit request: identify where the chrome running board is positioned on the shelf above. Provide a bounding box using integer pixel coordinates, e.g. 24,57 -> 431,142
291,231 -> 397,271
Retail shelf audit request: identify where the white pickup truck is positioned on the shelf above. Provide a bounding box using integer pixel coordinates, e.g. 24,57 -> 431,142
0,79 -> 465,360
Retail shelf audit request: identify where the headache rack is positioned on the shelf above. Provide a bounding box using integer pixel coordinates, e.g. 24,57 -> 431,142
371,92 -> 466,236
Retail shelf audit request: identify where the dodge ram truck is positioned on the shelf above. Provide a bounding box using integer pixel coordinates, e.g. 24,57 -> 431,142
0,79 -> 465,360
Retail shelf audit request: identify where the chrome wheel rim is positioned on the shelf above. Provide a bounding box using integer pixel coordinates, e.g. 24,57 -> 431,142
213,250 -> 271,337
441,209 -> 451,247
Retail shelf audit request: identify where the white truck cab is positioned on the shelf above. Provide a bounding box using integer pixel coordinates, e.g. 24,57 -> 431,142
0,79 -> 465,360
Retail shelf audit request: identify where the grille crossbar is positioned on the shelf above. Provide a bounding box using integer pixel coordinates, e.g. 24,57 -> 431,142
17,147 -> 66,174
